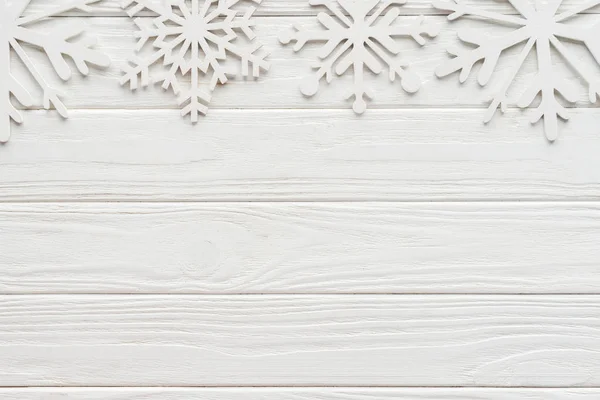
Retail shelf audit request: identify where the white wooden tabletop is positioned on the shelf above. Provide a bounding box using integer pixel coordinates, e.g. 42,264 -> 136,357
3,0 -> 600,399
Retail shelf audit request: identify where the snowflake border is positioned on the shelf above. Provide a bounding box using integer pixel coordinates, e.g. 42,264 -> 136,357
3,0 -> 111,143
279,0 -> 439,114
120,0 -> 271,122
434,0 -> 600,141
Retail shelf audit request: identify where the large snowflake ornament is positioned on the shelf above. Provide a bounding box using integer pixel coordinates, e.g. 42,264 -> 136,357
279,0 -> 439,114
435,0 -> 600,141
1,0 -> 111,143
121,0 -> 270,122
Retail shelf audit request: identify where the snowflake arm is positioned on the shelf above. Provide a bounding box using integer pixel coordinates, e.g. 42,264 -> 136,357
4,76 -> 33,142
279,0 -> 437,113
484,36 -> 535,123
178,39 -> 212,121
433,0 -> 527,25
435,0 -> 600,141
8,77 -> 34,121
13,22 -> 111,80
552,20 -> 600,90
16,0 -> 106,25
517,37 -> 578,141
120,16 -> 187,90
122,0 -> 172,17
2,0 -> 110,142
367,16 -> 439,94
121,0 -> 270,121
435,26 -> 532,85
555,0 -> 600,22
204,9 -> 270,77
383,15 -> 440,46
549,34 -> 600,104
10,38 -> 68,118
311,0 -> 355,28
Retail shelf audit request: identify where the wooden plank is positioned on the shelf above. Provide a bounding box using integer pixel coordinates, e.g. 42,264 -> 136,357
2,202 -> 600,294
11,16 -> 600,110
2,295 -> 600,386
2,388 -> 600,400
21,0 -> 600,16
4,109 -> 600,201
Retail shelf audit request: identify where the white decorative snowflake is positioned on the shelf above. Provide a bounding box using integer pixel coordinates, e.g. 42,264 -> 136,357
121,0 -> 270,122
279,0 -> 438,114
435,0 -> 600,141
1,0 -> 111,143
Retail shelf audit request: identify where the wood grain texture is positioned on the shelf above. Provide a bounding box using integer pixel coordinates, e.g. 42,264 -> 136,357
4,109 -> 600,201
2,202 -> 600,294
2,295 -> 600,386
12,16 -> 600,110
22,0 -> 600,16
8,0 -> 600,391
3,388 -> 600,400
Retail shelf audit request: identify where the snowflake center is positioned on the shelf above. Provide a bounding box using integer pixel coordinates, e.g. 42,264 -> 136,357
527,10 -> 558,40
182,14 -> 210,42
348,19 -> 370,44
122,0 -> 269,122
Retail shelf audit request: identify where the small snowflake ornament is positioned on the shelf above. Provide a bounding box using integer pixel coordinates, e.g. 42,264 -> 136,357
279,0 -> 439,114
121,0 -> 270,122
435,0 -> 600,142
1,0 -> 111,143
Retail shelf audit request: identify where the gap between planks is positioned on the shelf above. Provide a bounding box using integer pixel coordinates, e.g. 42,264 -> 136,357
4,387 -> 600,400
4,199 -> 600,203
3,385 -> 600,388
4,293 -> 600,296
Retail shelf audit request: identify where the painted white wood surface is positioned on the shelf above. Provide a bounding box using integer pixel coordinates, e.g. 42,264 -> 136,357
2,202 -> 599,294
4,0 -> 600,393
11,16 -> 600,110
2,295 -> 600,387
4,109 -> 600,201
3,388 -> 600,400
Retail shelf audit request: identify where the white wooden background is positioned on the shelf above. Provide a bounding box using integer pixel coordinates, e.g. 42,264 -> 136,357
3,0 -> 600,399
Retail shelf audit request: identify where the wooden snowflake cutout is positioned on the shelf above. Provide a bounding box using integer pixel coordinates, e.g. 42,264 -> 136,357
121,0 -> 270,122
1,0 -> 111,143
279,0 -> 438,114
435,0 -> 600,142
